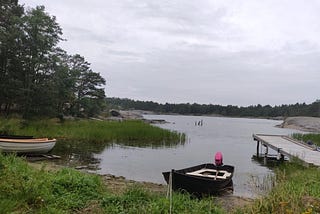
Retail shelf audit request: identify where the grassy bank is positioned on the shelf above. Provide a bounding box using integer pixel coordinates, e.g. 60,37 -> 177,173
0,118 -> 185,146
0,154 -> 225,213
291,133 -> 320,146
1,156 -> 319,213
238,162 -> 320,214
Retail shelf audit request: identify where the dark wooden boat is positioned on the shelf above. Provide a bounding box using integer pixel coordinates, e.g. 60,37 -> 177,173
163,163 -> 234,196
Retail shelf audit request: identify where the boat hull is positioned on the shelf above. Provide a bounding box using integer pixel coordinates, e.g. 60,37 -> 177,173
0,138 -> 56,154
163,163 -> 234,196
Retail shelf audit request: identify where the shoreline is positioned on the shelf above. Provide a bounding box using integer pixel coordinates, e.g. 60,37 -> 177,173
277,116 -> 320,132
28,160 -> 253,212
85,169 -> 254,212
143,112 -> 320,133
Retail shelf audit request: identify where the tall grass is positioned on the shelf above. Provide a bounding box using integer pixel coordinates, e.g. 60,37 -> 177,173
0,118 -> 186,146
101,186 -> 225,214
0,154 -> 225,213
0,153 -> 105,213
239,162 -> 320,214
291,133 -> 320,146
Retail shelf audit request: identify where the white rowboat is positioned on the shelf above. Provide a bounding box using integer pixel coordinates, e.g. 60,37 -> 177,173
0,137 -> 56,154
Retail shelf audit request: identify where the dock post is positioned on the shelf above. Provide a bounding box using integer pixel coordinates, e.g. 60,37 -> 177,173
256,140 -> 260,158
263,145 -> 268,165
277,149 -> 285,162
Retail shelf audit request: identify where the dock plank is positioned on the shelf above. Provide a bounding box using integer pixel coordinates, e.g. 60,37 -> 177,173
253,134 -> 320,166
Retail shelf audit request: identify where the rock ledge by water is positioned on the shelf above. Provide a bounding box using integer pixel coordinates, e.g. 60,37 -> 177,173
278,117 -> 320,132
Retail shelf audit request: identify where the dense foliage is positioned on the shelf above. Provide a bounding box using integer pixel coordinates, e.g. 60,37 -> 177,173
107,97 -> 320,118
0,0 -> 106,118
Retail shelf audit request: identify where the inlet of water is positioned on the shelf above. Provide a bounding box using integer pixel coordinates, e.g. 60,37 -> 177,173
52,115 -> 301,198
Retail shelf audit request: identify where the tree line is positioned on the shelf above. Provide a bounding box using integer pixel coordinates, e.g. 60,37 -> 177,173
0,0 -> 106,118
106,97 -> 320,118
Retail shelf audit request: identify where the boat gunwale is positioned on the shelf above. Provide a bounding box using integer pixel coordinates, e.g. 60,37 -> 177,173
174,164 -> 234,181
163,163 -> 235,183
0,138 -> 56,144
186,168 -> 232,179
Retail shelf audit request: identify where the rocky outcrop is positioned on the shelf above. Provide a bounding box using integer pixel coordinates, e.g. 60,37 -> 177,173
108,110 -> 153,120
109,109 -> 121,117
278,117 -> 320,132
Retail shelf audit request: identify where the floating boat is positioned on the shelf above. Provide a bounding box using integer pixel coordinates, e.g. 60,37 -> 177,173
0,136 -> 56,154
162,163 -> 234,196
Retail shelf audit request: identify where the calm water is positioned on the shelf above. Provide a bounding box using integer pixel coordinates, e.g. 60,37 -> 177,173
89,115 -> 299,197
51,115 -> 301,197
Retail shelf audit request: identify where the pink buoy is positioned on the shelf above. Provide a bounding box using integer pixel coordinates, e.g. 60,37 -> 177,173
214,152 -> 223,166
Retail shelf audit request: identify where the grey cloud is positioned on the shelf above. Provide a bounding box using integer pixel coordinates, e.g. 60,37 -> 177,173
20,0 -> 320,106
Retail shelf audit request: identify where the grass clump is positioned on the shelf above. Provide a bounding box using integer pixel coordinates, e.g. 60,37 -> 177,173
101,185 -> 225,214
0,154 -> 225,213
291,133 -> 320,146
0,153 -> 105,213
239,162 -> 320,214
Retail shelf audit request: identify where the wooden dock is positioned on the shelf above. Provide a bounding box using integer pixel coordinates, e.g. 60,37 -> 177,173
253,134 -> 320,167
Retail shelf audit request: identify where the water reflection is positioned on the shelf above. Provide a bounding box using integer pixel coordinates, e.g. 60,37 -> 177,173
51,140 -> 107,167
52,132 -> 186,167
251,154 -> 288,168
112,136 -> 186,149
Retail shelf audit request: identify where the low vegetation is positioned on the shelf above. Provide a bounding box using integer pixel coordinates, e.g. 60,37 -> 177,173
291,133 -> 320,146
0,154 -> 104,213
0,154 -> 225,213
239,162 -> 320,214
1,154 -> 319,213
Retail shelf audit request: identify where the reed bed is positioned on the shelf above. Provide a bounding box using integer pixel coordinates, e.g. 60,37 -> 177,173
0,118 -> 185,146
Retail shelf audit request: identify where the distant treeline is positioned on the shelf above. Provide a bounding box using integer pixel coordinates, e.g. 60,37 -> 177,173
0,1 -> 106,118
106,97 -> 320,118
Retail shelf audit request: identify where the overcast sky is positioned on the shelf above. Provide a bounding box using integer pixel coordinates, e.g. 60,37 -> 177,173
20,0 -> 320,106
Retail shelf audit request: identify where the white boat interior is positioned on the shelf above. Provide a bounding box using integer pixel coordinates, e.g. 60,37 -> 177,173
186,168 -> 232,179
